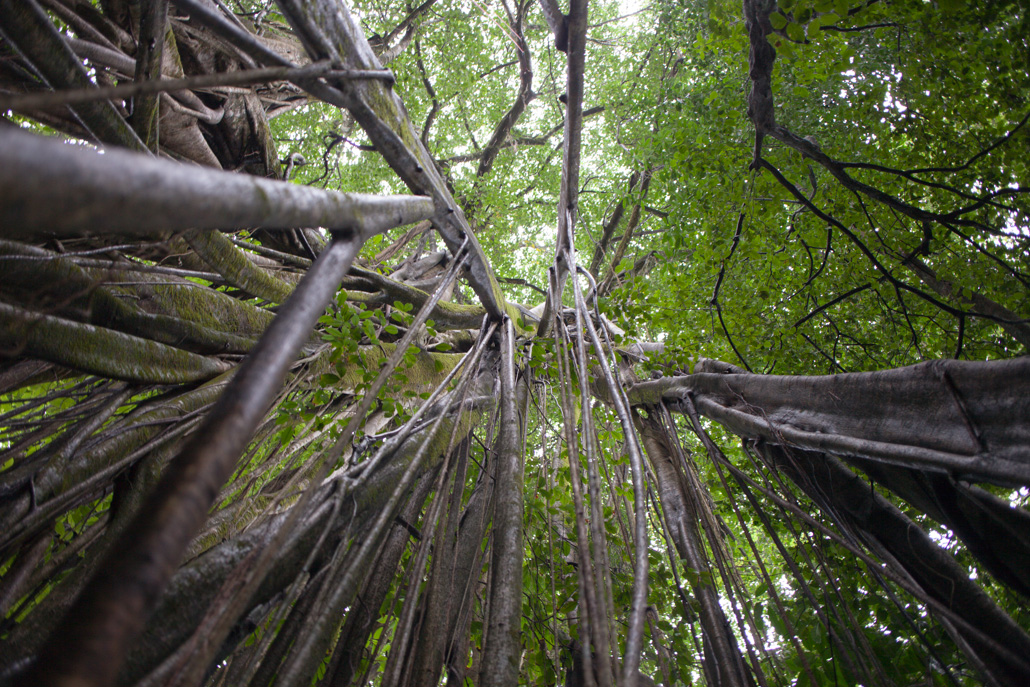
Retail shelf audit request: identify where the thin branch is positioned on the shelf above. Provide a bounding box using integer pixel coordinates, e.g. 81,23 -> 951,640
850,108 -> 1030,177
715,301 -> 753,373
0,61 -> 392,113
820,21 -> 897,32
793,284 -> 870,328
475,0 -> 534,179
442,106 -> 604,164
759,158 -> 1001,324
415,40 -> 440,149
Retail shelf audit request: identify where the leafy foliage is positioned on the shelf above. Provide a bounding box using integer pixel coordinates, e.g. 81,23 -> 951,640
1,0 -> 1028,686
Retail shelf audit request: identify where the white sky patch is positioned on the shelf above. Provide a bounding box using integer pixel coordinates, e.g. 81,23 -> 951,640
928,527 -> 956,550
1011,486 -> 1030,508
882,68 -> 907,115
610,0 -> 650,29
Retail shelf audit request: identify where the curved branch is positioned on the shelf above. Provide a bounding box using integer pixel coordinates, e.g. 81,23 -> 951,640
415,39 -> 440,149
0,240 -> 260,354
381,0 -> 439,48
475,1 -> 534,179
187,231 -> 296,304
0,0 -> 146,151
626,356 -> 1030,485
442,105 -> 604,164
793,284 -> 871,329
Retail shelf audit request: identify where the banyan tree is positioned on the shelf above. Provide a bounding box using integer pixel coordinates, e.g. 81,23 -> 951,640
0,0 -> 1028,685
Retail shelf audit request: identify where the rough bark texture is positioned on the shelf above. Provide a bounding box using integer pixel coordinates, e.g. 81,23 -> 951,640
480,321 -> 526,687
636,409 -> 753,687
629,357 -> 1030,485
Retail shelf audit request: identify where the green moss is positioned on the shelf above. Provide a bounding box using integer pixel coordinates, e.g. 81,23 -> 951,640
504,300 -> 535,336
355,403 -> 484,511
343,289 -> 376,304
367,85 -> 419,153
188,231 -> 295,304
434,299 -> 488,328
0,303 -> 230,385
305,344 -> 461,395
98,266 -> 275,337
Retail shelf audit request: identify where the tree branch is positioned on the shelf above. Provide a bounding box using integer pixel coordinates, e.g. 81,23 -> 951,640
794,284 -> 871,329
475,0 -> 534,179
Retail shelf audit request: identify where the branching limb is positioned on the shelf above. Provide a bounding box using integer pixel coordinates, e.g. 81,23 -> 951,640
794,284 -> 871,329
758,159 -> 1026,335
442,106 -> 604,164
415,40 -> 440,149
475,0 -> 534,180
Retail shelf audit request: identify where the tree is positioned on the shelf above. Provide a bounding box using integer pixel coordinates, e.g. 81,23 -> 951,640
0,0 -> 1028,686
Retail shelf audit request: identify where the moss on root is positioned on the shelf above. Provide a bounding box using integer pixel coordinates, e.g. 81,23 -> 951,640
187,231 -> 295,304
0,302 -> 231,384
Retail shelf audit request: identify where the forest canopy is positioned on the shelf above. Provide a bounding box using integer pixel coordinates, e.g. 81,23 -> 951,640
0,1 -> 1028,686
